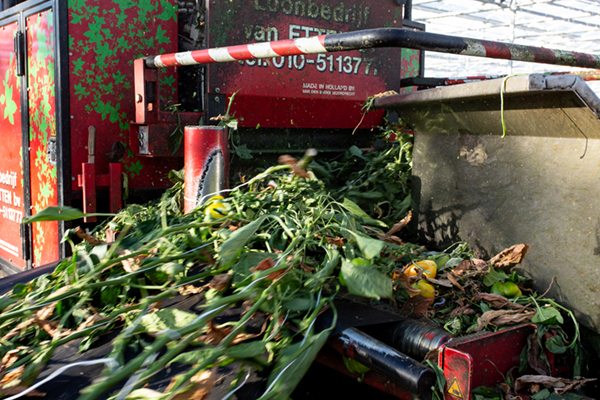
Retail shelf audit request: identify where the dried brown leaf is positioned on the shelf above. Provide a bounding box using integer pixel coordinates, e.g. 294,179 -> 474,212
121,248 -> 158,273
448,305 -> 477,319
277,155 -> 297,166
386,211 -> 412,236
76,314 -> 106,331
170,366 -> 217,400
299,262 -> 315,274
33,319 -> 59,337
446,273 -> 465,292
489,244 -> 529,270
74,226 -> 104,245
393,270 -> 421,296
473,310 -> 534,332
326,237 -> 345,247
515,375 -> 596,394
0,386 -> 45,397
401,296 -> 433,318
2,348 -> 27,368
492,311 -> 534,327
1,321 -> 32,341
425,277 -> 453,288
527,333 -> 550,376
376,233 -> 405,245
0,365 -> 24,386
371,90 -> 398,98
208,274 -> 231,291
473,293 -> 526,310
36,285 -> 72,320
202,320 -> 232,346
178,284 -> 207,296
453,259 -> 488,276
250,257 -> 284,280
251,257 -> 275,272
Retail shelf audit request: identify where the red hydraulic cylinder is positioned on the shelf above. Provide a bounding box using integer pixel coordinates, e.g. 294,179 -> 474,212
184,126 -> 229,213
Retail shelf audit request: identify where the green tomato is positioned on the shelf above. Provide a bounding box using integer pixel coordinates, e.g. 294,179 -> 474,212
491,281 -> 522,297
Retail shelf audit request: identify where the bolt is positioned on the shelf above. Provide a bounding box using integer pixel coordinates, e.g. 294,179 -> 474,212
215,87 -> 220,93
214,96 -> 220,103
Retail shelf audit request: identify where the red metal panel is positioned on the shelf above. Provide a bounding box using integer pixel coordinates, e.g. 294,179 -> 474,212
440,324 -> 536,400
442,347 -> 472,400
81,163 -> 96,223
68,0 -> 181,190
28,10 -> 59,267
207,0 -> 403,129
0,22 -> 26,268
109,163 -> 122,214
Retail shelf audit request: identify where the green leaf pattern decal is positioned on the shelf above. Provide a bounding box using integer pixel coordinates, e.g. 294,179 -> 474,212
28,10 -> 59,265
68,0 -> 178,179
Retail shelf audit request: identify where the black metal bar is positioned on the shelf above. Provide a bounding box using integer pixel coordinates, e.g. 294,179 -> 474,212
55,0 -> 71,259
331,327 -> 436,400
404,0 -> 412,20
146,28 -> 600,71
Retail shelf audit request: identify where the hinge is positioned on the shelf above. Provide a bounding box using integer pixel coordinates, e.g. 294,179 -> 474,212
14,31 -> 25,77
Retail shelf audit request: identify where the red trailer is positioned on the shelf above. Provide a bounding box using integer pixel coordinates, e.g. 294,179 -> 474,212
0,0 -> 422,275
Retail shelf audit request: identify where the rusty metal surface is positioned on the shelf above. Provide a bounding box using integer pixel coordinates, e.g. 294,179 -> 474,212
377,74 -> 600,333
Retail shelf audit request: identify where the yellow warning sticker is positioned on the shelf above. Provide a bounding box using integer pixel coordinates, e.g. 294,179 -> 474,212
447,378 -> 464,400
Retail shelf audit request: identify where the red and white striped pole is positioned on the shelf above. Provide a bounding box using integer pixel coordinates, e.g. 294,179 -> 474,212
144,28 -> 600,71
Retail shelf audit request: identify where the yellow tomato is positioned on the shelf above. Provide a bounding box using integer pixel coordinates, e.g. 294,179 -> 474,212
405,260 -> 437,279
411,280 -> 436,298
204,201 -> 227,219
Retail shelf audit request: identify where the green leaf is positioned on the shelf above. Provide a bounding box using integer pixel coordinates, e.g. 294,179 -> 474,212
263,330 -> 329,399
425,359 -> 446,398
340,198 -> 387,228
123,388 -> 164,399
340,198 -> 371,219
231,251 -> 277,284
226,341 -> 266,359
137,308 -> 198,334
23,206 -> 85,223
12,283 -> 27,296
304,247 -> 339,290
169,347 -> 219,365
545,335 -> 567,354
471,386 -> 501,399
532,306 -> 564,325
483,268 -> 508,287
219,216 -> 266,268
348,146 -> 364,158
351,233 -> 388,260
445,257 -> 464,270
0,296 -> 17,312
341,259 -> 392,300
531,388 -> 551,400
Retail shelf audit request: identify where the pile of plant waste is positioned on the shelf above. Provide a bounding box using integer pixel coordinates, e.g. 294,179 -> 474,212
0,137 -> 595,400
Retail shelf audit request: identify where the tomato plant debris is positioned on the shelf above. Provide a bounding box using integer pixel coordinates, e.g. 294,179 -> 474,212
1,131 -> 597,400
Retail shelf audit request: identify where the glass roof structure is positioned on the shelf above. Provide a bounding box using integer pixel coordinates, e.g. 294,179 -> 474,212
412,0 -> 600,91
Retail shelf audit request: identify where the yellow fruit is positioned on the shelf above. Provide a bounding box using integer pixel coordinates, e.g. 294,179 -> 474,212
411,280 -> 436,298
205,202 -> 226,219
405,260 -> 437,279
